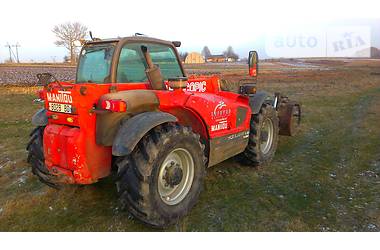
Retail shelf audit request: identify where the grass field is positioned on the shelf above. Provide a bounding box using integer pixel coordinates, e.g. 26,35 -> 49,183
0,60 -> 379,231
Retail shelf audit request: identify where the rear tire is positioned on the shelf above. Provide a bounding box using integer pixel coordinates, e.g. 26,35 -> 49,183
26,126 -> 60,189
241,103 -> 279,166
115,123 -> 206,228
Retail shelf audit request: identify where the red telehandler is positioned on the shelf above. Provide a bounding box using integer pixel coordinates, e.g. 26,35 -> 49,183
27,36 -> 301,227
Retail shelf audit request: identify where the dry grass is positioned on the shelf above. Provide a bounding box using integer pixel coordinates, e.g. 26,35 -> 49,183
1,86 -> 42,94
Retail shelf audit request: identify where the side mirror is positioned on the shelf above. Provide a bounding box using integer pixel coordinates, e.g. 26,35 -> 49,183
248,50 -> 258,77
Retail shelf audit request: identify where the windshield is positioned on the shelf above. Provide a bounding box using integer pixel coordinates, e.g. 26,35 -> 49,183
76,43 -> 115,84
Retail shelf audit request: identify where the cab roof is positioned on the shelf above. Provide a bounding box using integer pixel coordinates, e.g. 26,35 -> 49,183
85,36 -> 178,47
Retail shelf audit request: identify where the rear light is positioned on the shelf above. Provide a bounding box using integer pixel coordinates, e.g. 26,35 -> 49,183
101,99 -> 127,112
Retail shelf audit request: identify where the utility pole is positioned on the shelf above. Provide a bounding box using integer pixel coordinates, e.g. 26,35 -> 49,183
12,43 -> 21,63
4,43 -> 13,63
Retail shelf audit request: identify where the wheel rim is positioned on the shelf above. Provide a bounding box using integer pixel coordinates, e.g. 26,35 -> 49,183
260,118 -> 274,154
158,148 -> 195,206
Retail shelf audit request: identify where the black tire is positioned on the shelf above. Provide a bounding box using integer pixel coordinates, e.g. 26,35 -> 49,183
26,126 -> 60,189
115,123 -> 206,228
240,103 -> 279,166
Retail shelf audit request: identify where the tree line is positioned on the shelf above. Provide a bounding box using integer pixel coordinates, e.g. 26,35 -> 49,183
202,46 -> 239,60
52,22 -> 240,64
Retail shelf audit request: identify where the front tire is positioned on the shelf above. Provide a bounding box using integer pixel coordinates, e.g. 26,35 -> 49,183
115,124 -> 206,228
241,103 -> 279,166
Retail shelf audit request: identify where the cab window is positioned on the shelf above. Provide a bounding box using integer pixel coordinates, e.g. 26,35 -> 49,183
77,44 -> 115,84
117,43 -> 184,83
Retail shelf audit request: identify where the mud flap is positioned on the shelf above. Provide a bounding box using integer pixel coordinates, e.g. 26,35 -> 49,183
248,91 -> 271,114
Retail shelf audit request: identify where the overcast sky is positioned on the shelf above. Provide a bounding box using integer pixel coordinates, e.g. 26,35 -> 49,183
0,0 -> 379,62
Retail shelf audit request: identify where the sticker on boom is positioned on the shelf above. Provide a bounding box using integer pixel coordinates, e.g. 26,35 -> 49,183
48,103 -> 72,114
187,81 -> 206,92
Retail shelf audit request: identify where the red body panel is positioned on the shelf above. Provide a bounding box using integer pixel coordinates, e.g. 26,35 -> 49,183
40,75 -> 252,184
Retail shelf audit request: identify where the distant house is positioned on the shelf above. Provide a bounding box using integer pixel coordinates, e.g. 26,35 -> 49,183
371,47 -> 380,58
206,55 -> 238,63
226,57 -> 237,62
184,52 -> 205,64
354,47 -> 380,58
206,55 -> 226,63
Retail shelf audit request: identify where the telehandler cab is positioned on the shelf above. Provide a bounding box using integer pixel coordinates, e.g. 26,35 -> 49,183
27,35 -> 301,227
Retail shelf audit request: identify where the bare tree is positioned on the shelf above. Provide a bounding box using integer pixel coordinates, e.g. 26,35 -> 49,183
53,22 -> 88,64
201,46 -> 212,59
223,46 -> 239,60
179,51 -> 189,62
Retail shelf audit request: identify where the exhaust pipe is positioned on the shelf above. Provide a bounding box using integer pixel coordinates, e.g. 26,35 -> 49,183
141,45 -> 166,90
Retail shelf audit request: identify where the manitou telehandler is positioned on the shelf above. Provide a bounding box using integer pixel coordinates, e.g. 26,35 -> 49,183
27,35 -> 301,228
